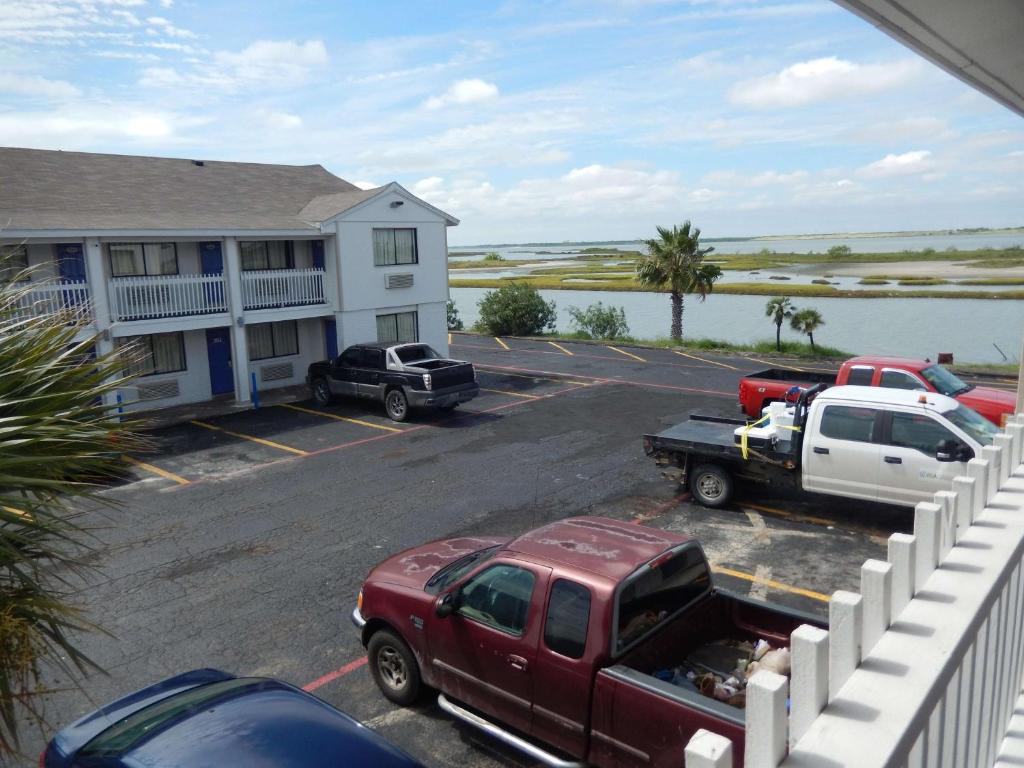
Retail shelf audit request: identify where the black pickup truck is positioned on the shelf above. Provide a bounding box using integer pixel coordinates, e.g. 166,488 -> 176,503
306,342 -> 479,422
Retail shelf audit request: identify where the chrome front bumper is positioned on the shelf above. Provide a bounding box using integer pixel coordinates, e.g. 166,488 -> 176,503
351,606 -> 366,630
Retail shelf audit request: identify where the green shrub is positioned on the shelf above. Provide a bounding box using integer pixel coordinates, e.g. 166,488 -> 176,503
826,244 -> 853,259
482,252 -> 505,262
477,283 -> 557,335
446,299 -> 464,330
567,302 -> 629,339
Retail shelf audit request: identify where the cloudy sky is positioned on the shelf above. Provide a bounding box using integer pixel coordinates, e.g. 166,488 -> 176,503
2,0 -> 1022,244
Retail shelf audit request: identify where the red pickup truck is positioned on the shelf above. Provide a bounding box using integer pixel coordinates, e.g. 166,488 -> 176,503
352,516 -> 822,768
739,355 -> 1014,426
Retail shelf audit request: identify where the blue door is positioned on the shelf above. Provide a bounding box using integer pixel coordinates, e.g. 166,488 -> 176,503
56,243 -> 87,281
324,318 -> 338,359
312,240 -> 325,269
199,242 -> 224,310
206,328 -> 234,395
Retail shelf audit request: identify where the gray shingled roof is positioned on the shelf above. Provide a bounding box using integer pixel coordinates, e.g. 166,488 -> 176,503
0,147 -> 382,232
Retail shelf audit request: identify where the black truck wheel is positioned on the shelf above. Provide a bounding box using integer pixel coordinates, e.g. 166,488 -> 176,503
312,377 -> 332,406
385,387 -> 409,422
368,629 -> 421,705
690,463 -> 734,508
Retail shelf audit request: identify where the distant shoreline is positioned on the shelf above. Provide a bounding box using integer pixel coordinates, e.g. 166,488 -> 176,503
451,226 -> 1024,249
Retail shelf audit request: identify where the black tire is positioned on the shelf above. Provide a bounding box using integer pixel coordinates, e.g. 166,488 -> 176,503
690,463 -> 734,508
312,377 -> 332,407
384,388 -> 409,422
368,629 -> 421,705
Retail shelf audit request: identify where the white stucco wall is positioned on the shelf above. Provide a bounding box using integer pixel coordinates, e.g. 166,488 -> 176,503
244,317 -> 324,393
118,328 -> 213,412
337,300 -> 448,356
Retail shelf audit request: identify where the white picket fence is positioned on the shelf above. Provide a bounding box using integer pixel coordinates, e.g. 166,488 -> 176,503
241,268 -> 325,310
109,273 -> 227,321
686,413 -> 1024,768
10,280 -> 92,323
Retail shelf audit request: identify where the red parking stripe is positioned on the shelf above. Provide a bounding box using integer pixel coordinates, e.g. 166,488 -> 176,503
303,656 -> 368,692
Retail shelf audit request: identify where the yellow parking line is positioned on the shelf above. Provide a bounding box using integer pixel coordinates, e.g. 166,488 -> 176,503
448,332 -> 452,345
480,387 -> 540,400
712,565 -> 830,602
278,403 -> 402,433
745,357 -> 805,372
494,337 -> 510,350
122,454 -> 189,486
672,350 -> 739,371
548,341 -> 574,356
607,345 -> 646,362
190,420 -> 309,456
742,502 -> 835,528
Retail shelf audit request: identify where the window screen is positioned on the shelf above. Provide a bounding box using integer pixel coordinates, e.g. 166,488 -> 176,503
1,245 -> 28,282
880,370 -> 925,390
819,405 -> 877,443
109,243 -> 178,277
376,311 -> 418,343
544,580 -> 591,659
373,229 -> 418,266
121,332 -> 186,377
890,412 -> 956,454
846,367 -> 873,386
248,321 -> 298,360
240,241 -> 293,270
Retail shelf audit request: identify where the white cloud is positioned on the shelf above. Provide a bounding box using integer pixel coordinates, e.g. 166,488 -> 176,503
0,73 -> 80,99
849,117 -> 956,144
145,15 -> 195,38
729,57 -> 921,109
688,187 -> 725,203
0,107 -> 194,147
158,0 -> 174,7
858,150 -> 935,178
263,110 -> 302,129
351,179 -> 381,190
425,79 -> 499,110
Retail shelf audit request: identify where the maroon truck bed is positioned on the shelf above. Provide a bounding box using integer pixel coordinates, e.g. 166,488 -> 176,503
590,590 -> 825,768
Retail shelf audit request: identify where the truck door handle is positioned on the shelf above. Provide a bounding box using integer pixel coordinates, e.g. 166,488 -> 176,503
508,654 -> 529,671
884,456 -> 902,464
813,446 -> 829,455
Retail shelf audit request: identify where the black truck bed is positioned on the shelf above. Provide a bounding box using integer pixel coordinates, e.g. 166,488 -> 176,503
644,415 -> 797,465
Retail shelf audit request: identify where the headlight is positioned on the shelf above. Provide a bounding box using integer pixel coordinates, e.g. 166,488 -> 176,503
423,373 -> 432,390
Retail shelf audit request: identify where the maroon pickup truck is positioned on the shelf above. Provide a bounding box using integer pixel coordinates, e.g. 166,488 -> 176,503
352,516 -> 822,768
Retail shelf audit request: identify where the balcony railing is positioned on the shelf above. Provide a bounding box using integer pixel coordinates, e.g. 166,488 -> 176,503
242,268 -> 326,310
109,273 -> 227,322
10,281 -> 92,323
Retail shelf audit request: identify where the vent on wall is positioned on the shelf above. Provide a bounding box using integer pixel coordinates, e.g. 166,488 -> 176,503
385,273 -> 414,289
261,363 -> 294,382
137,380 -> 180,401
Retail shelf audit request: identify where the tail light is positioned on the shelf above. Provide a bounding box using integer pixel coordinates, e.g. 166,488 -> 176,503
357,589 -> 364,612
423,373 -> 432,391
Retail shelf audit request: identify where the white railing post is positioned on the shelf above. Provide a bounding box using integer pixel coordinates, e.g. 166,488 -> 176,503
684,730 -> 733,768
994,434 -> 1013,485
790,625 -> 829,748
746,670 -> 788,768
913,501 -> 941,590
861,559 -> 893,655
934,490 -> 957,561
981,446 -> 1001,502
966,458 -> 990,519
828,590 -> 862,701
1008,421 -> 1023,468
887,533 -> 916,618
951,476 -> 975,542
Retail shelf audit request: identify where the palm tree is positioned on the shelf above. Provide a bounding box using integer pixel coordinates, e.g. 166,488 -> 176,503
0,262 -> 143,757
790,308 -> 825,350
636,221 -> 722,341
765,297 -> 794,351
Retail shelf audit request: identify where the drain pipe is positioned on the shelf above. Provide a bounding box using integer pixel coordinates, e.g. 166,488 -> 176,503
250,371 -> 260,409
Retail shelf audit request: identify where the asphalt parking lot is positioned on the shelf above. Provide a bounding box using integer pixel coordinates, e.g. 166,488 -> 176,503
29,332 -> 1007,765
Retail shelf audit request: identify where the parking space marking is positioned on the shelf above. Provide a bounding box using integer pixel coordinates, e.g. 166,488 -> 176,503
278,403 -> 403,433
494,336 -> 510,350
548,341 -> 574,356
480,387 -> 541,399
607,345 -> 646,362
121,454 -> 190,486
476,361 -> 732,397
448,332 -> 452,345
190,420 -> 309,456
744,357 -> 806,372
475,365 -> 593,386
673,349 -> 739,371
303,656 -> 368,692
742,502 -> 890,543
712,565 -> 830,602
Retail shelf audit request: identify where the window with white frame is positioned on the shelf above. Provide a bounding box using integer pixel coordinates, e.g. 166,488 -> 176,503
376,311 -> 418,343
1,244 -> 29,282
121,332 -> 186,377
240,241 -> 294,270
248,321 -> 299,360
109,243 -> 178,277
372,229 -> 417,266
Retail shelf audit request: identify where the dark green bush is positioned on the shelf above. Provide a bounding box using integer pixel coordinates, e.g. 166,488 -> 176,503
568,302 -> 629,339
477,283 -> 556,335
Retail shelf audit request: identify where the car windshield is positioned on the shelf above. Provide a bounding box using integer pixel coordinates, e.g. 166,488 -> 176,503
921,365 -> 972,396
395,345 -> 441,364
80,679 -> 257,756
944,404 -> 998,447
426,545 -> 500,593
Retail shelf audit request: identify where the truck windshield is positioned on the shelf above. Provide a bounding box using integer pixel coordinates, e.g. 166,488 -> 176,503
920,365 -> 972,397
614,545 -> 711,654
426,545 -> 499,593
944,404 -> 998,446
396,345 -> 441,363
